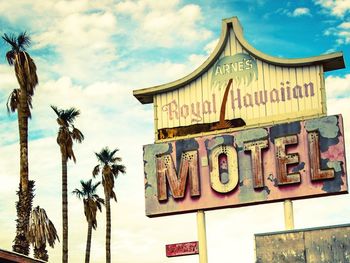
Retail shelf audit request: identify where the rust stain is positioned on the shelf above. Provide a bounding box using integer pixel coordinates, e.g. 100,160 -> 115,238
255,225 -> 350,263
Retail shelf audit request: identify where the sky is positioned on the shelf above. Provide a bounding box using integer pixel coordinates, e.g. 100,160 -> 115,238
0,0 -> 349,262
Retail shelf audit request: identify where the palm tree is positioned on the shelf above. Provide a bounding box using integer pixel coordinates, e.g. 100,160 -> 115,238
93,147 -> 126,263
3,32 -> 38,255
27,206 -> 59,262
51,105 -> 84,263
72,179 -> 104,263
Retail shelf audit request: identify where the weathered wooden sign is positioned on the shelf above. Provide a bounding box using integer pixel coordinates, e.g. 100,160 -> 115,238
134,17 -> 344,140
166,241 -> 199,257
143,115 -> 347,217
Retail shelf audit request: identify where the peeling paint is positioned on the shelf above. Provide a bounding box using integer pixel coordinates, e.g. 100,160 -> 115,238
270,121 -> 301,143
143,115 -> 347,217
305,115 -> 339,138
255,224 -> 350,263
292,162 -> 305,173
234,128 -> 268,148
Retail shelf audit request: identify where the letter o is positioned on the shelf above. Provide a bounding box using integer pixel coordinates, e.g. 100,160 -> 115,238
210,145 -> 239,193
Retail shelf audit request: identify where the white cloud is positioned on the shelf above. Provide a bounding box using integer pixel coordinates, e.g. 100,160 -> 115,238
314,0 -> 350,17
325,74 -> 350,99
0,65 -> 18,90
325,74 -> 350,172
323,21 -> 350,45
33,11 -> 118,82
273,7 -> 311,18
339,21 -> 350,29
292,7 -> 311,17
0,0 -> 119,83
204,38 -> 219,55
115,0 -> 212,48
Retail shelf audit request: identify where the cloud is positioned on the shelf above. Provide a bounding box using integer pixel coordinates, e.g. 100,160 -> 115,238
325,74 -> 350,99
270,7 -> 311,18
204,38 -> 219,55
0,0 -> 120,83
33,11 -> 118,82
115,0 -> 212,48
314,0 -> 350,17
325,74 -> 350,171
323,21 -> 350,45
292,7 -> 311,17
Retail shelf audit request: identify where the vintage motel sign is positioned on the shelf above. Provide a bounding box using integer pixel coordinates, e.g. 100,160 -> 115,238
143,115 -> 347,217
133,17 -> 346,218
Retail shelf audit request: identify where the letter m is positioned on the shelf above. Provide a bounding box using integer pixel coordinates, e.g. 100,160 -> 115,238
156,150 -> 200,201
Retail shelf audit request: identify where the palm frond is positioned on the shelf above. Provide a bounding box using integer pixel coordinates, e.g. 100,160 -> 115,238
62,108 -> 80,124
92,165 -> 100,177
96,201 -> 103,212
51,106 -> 80,125
94,146 -> 126,203
5,50 -> 15,65
95,147 -> 121,165
22,51 -> 38,94
111,156 -> 122,163
74,179 -> 103,227
72,188 -> 84,199
109,148 -> 119,158
71,126 -> 84,143
91,181 -> 101,192
17,31 -> 31,50
50,105 -> 60,116
95,152 -> 104,164
67,144 -> 76,162
102,172 -> 116,201
2,33 -> 18,50
6,89 -> 20,113
112,164 -> 126,177
27,206 -> 59,249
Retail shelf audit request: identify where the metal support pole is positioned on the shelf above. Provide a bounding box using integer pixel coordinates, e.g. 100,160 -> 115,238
284,199 -> 295,230
197,210 -> 208,263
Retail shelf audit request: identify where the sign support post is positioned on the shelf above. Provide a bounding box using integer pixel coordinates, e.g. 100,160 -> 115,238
197,210 -> 208,263
284,199 -> 294,230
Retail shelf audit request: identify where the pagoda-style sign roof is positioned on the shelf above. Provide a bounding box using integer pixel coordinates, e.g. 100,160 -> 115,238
133,17 -> 344,104
133,16 -> 345,141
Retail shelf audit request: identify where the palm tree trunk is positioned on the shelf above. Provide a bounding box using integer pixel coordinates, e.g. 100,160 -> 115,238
13,85 -> 31,255
85,222 -> 93,263
62,153 -> 68,263
105,190 -> 111,263
34,244 -> 49,262
13,180 -> 34,255
219,78 -> 233,124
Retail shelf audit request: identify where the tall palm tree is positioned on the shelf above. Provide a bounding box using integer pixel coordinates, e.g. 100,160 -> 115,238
3,32 -> 38,255
93,147 -> 126,263
51,105 -> 84,263
72,179 -> 104,263
27,206 -> 59,262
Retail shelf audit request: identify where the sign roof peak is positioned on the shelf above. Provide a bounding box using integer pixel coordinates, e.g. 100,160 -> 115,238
133,16 -> 344,104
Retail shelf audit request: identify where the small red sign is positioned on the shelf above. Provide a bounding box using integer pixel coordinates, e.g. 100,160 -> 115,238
166,241 -> 199,257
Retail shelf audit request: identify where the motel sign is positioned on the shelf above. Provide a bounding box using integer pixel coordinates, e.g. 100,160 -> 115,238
143,115 -> 346,217
134,16 -> 346,217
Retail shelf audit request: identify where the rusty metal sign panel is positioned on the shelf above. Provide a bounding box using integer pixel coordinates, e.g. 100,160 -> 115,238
255,224 -> 350,262
143,114 -> 347,217
166,241 -> 199,257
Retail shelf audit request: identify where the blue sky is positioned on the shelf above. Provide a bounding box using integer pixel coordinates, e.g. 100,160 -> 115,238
0,1 -> 349,262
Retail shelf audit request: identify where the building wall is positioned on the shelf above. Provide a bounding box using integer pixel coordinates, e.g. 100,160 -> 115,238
255,224 -> 350,263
